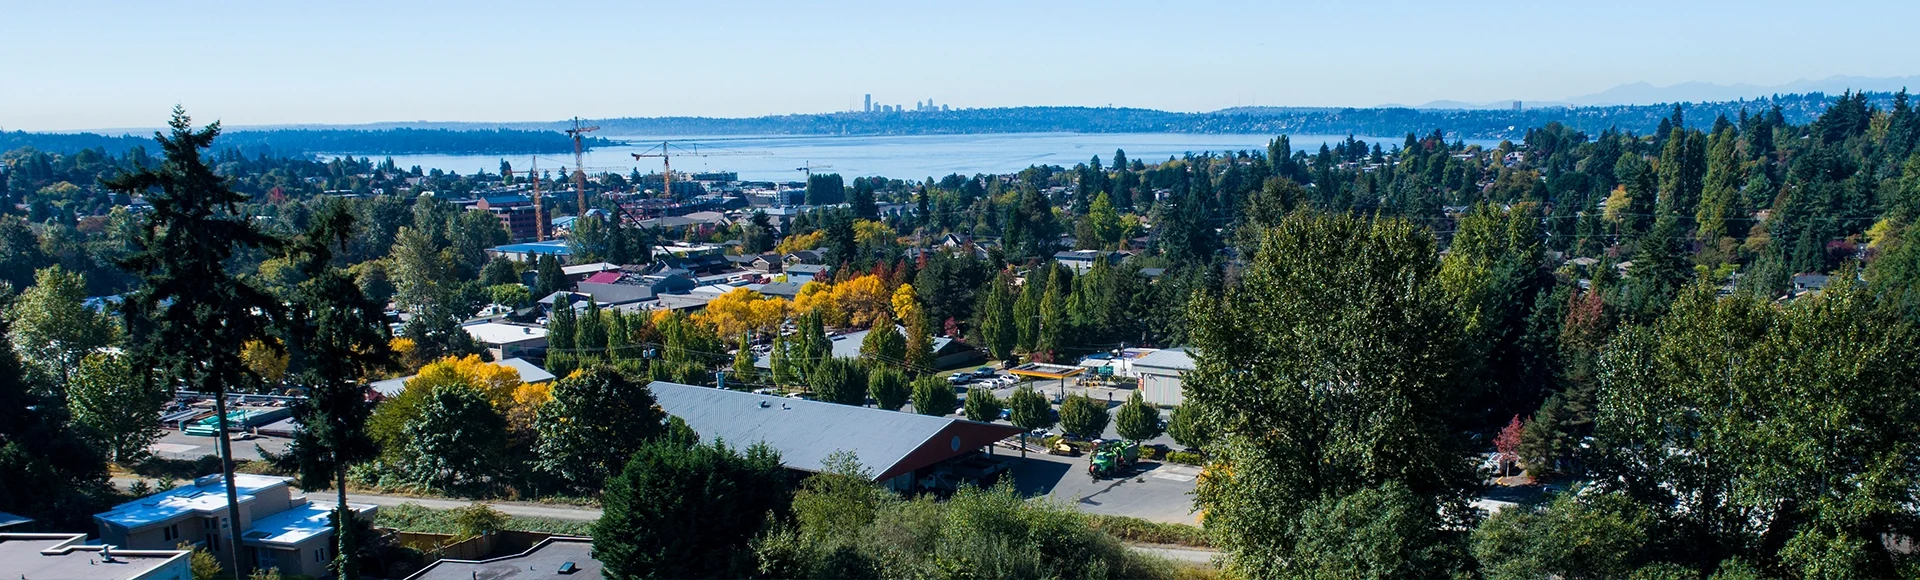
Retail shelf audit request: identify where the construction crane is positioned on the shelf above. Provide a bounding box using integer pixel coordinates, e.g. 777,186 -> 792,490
504,157 -> 552,241
629,141 -> 767,218
796,161 -> 833,179
564,117 -> 600,214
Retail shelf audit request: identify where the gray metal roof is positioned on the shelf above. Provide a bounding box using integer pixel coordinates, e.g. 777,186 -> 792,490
575,282 -> 660,305
648,381 -> 1020,480
1133,347 -> 1195,371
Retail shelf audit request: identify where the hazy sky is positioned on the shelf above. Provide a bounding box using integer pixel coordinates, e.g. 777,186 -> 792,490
4,0 -> 1916,131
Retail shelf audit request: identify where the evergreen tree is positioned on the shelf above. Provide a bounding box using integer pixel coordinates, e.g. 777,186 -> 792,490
859,322 -> 905,366
769,333 -> 797,387
534,254 -> 567,298
269,203 -> 395,579
1696,126 -> 1744,240
545,300 -> 578,377
105,109 -> 283,576
974,272 -> 1018,364
849,177 -> 878,219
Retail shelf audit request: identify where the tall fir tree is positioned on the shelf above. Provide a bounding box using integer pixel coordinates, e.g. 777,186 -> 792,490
271,202 -> 395,579
105,108 -> 282,576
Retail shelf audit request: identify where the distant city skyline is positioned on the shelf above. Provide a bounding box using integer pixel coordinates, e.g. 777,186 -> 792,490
3,0 -> 1917,131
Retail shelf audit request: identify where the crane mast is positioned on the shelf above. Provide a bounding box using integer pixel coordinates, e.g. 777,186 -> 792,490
565,117 -> 600,215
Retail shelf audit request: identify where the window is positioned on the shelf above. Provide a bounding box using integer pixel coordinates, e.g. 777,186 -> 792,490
315,548 -> 326,563
162,523 -> 179,542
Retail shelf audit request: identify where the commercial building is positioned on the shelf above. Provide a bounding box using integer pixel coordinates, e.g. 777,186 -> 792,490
1132,347 -> 1195,406
648,381 -> 1023,493
460,322 -> 550,361
0,533 -> 191,580
93,474 -> 375,578
470,194 -> 547,241
486,239 -> 572,263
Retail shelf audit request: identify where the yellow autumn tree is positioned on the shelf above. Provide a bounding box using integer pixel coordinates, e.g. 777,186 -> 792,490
891,283 -> 921,324
775,230 -> 825,254
833,274 -> 894,329
792,281 -> 844,327
240,338 -> 289,383
698,288 -> 789,338
853,219 -> 897,246
369,354 -> 540,458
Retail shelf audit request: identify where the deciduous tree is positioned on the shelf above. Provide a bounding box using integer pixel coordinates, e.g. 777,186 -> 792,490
1114,391 -> 1162,443
1058,393 -> 1109,439
909,375 -> 956,417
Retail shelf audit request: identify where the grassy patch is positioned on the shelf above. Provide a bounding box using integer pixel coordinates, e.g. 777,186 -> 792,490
373,503 -> 595,537
1086,513 -> 1211,548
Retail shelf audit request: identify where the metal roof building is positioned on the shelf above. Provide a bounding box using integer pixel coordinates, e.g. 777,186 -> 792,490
648,381 -> 1023,491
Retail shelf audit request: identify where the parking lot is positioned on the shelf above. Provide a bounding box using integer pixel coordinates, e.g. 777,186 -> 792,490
147,429 -> 291,462
1000,451 -> 1201,525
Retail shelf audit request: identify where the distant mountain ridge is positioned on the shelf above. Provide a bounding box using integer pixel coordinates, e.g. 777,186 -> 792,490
1381,75 -> 1920,110
1564,75 -> 1920,106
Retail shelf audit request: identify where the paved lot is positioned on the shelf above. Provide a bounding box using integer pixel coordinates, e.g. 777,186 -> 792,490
148,429 -> 292,461
1003,452 -> 1201,525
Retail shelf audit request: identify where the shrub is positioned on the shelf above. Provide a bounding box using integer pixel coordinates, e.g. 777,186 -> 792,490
1166,451 -> 1205,466
1085,514 -> 1211,548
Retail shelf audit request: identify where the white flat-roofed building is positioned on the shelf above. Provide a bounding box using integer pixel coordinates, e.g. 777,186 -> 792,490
460,321 -> 550,361
94,474 -> 374,578
0,533 -> 191,580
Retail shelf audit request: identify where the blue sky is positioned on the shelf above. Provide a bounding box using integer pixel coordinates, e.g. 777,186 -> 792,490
3,0 -> 1915,131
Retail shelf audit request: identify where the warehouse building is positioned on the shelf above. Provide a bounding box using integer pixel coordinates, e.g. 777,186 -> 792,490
648,381 -> 1023,493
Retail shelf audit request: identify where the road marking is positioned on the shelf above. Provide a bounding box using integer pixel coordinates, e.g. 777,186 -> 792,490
1150,471 -> 1196,482
150,443 -> 200,454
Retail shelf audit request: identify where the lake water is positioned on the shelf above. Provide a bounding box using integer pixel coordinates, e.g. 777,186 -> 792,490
348,132 -> 1501,182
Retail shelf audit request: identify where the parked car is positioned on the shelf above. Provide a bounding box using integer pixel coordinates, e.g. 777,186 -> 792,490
948,373 -> 974,385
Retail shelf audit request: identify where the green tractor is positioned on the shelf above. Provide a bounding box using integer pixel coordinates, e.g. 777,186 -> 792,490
1086,439 -> 1142,480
